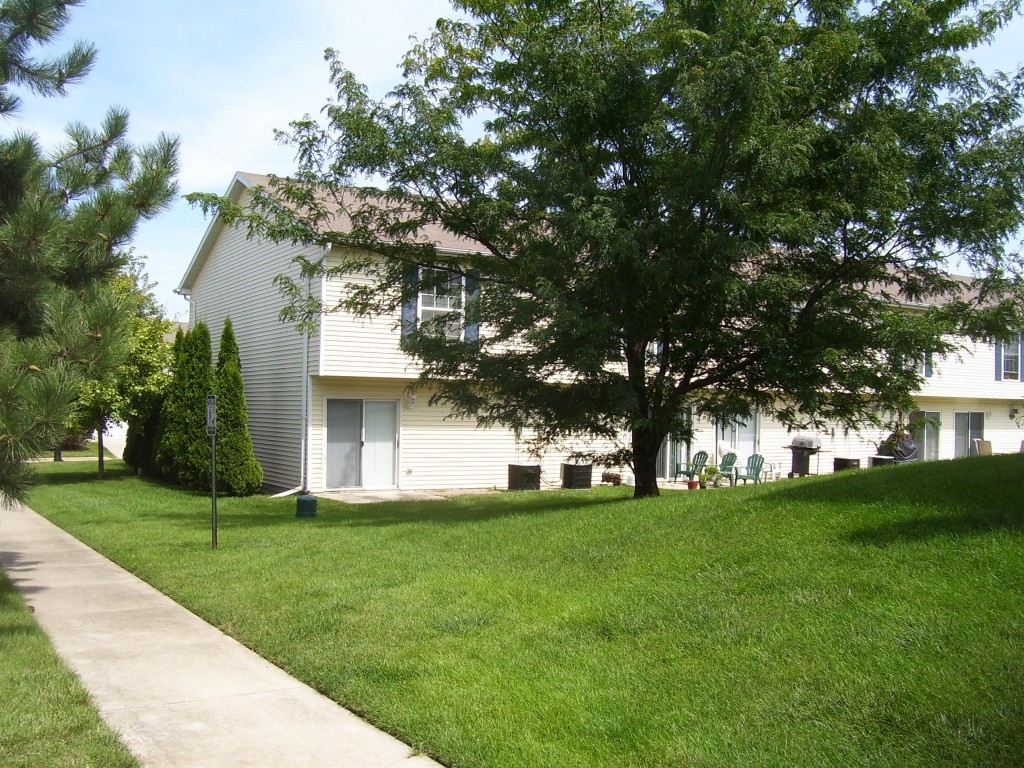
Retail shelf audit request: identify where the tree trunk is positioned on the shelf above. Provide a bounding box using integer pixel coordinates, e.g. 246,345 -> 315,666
53,447 -> 63,462
631,442 -> 661,499
97,428 -> 105,479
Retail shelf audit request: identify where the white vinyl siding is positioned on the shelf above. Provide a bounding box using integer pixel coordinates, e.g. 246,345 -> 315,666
189,216 -> 319,491
917,339 -> 1024,399
182,176 -> 1024,491
317,250 -> 420,379
307,377 -> 617,491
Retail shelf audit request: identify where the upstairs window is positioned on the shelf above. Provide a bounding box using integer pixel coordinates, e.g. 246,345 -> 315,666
1004,337 -> 1020,381
995,334 -> 1023,381
419,268 -> 464,340
401,266 -> 480,347
919,352 -> 933,378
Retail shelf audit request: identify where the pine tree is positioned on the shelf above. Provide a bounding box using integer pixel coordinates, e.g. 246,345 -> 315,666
0,0 -> 179,503
214,318 -> 262,496
216,316 -> 240,372
156,323 -> 214,490
154,328 -> 187,482
0,329 -> 80,500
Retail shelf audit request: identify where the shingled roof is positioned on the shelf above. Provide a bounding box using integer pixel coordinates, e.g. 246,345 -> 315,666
178,171 -> 485,294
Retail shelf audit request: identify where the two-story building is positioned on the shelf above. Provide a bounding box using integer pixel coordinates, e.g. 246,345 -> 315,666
177,172 -> 1024,492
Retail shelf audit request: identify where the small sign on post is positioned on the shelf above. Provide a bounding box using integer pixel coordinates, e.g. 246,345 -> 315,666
207,395 -> 218,550
206,394 -> 217,435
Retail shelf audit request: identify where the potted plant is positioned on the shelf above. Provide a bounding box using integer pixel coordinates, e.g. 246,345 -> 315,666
687,478 -> 700,490
699,466 -> 721,489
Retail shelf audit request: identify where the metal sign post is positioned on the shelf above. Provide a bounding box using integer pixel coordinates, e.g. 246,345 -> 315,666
207,395 -> 218,550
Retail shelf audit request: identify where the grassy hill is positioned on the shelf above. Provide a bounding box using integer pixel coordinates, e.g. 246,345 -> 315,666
24,455 -> 1024,767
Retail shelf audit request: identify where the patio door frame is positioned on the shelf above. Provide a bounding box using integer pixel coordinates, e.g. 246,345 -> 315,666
657,406 -> 693,480
953,411 -> 984,458
910,410 -> 941,461
325,398 -> 399,489
716,411 -> 759,461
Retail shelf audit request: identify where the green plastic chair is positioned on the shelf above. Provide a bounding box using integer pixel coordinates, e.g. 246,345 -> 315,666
675,450 -> 708,482
717,452 -> 738,485
733,453 -> 765,485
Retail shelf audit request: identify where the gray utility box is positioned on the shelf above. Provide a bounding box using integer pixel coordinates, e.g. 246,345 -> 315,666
296,494 -> 317,517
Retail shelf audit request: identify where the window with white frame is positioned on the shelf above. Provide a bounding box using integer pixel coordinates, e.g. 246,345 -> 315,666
918,352 -> 934,378
419,268 -> 464,340
1003,337 -> 1020,381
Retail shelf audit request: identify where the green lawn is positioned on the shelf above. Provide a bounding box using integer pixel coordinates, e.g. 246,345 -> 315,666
0,572 -> 139,768
23,457 -> 1024,768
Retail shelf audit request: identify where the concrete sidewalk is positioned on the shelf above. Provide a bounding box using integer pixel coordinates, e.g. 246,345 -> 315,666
0,503 -> 442,768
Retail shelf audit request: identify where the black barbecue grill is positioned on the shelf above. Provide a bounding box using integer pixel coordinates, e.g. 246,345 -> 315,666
785,434 -> 822,478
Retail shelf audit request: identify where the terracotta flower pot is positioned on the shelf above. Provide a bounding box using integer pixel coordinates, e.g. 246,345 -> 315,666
687,479 -> 700,490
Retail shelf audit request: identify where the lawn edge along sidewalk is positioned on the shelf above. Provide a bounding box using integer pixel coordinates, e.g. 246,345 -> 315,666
0,502 -> 442,768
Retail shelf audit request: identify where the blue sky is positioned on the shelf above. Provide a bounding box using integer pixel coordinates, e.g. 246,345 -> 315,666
18,0 -> 453,318
12,1 -> 1024,319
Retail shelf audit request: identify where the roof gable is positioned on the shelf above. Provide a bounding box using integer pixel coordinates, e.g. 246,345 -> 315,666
177,171 -> 486,294
177,172 -> 268,294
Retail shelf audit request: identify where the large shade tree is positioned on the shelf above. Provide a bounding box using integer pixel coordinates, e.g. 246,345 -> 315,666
195,0 -> 1024,497
75,257 -> 173,478
0,0 -> 179,503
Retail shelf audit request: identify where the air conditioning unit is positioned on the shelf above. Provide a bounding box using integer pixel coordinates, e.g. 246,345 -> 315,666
561,463 -> 592,490
508,464 -> 541,491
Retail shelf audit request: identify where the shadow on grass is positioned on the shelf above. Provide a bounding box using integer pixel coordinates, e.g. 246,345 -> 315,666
31,459 -> 634,530
28,464 -> 140,487
218,490 -> 633,530
759,453 -> 1024,546
845,509 -> 1024,546
41,454 -> 1024,543
0,567 -> 41,633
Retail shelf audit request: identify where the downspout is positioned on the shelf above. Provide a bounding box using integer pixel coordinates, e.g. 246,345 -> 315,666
299,257 -> 314,492
174,288 -> 195,326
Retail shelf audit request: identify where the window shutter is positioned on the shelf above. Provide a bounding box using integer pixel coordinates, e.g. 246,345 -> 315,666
464,271 -> 480,343
995,340 -> 1003,381
400,264 -> 418,348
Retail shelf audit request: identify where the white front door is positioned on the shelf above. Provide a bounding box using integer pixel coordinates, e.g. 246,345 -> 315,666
326,399 -> 398,488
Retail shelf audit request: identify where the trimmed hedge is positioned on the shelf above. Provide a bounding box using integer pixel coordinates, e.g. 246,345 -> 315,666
214,318 -> 262,496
